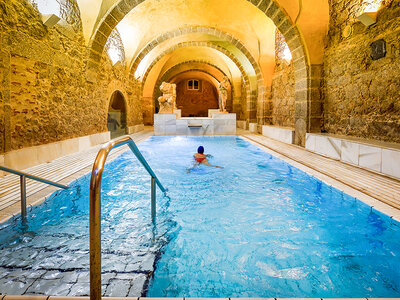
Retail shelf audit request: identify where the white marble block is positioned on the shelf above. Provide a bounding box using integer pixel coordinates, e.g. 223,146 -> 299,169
262,125 -> 294,144
208,109 -> 221,118
174,109 -> 182,119
341,140 -> 359,165
154,113 -> 236,135
381,148 -> 400,178
359,144 -> 382,172
305,133 -> 316,152
316,136 -> 341,160
249,123 -> 258,133
304,133 -> 400,179
154,114 -> 177,135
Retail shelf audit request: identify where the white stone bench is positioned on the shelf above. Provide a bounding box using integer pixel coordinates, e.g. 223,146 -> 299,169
306,133 -> 400,179
262,125 -> 295,144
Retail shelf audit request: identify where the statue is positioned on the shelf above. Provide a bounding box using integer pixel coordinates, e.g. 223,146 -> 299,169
157,82 -> 177,114
218,76 -> 229,113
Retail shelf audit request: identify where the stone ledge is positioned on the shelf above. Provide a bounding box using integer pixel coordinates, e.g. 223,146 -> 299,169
127,124 -> 145,134
262,125 -> 295,144
1,132 -> 110,173
306,133 -> 400,179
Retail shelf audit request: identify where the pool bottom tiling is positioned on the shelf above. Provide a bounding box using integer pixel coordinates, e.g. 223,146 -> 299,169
0,136 -> 399,298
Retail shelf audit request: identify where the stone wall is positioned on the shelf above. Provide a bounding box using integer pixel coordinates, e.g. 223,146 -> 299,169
176,80 -> 219,117
0,0 -> 142,154
271,64 -> 295,127
270,31 -> 295,128
324,0 -> 400,143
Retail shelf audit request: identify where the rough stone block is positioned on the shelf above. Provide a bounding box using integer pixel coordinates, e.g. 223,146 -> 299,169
258,0 -> 272,12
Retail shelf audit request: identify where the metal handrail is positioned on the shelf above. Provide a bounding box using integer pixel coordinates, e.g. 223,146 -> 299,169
89,135 -> 167,300
0,166 -> 69,218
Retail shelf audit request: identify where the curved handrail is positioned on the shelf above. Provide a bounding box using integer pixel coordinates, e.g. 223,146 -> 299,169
89,135 -> 167,300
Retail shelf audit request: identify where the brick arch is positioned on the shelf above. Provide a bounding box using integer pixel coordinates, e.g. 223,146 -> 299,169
129,26 -> 263,83
153,61 -> 239,114
141,42 -> 254,121
88,0 -> 317,145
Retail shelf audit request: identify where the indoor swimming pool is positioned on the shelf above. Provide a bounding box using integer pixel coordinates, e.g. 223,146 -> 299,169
0,136 -> 399,298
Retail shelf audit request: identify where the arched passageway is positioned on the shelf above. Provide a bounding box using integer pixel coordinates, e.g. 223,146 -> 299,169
107,91 -> 127,138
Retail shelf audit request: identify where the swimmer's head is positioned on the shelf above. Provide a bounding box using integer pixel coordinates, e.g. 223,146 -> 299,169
197,146 -> 204,154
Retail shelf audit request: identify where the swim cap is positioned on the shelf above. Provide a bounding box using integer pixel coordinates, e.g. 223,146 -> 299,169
197,146 -> 204,154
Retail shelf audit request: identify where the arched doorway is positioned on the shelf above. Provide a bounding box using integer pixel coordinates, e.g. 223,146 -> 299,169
107,91 -> 127,139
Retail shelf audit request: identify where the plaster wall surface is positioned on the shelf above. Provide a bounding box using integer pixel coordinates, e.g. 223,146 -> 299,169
324,0 -> 400,143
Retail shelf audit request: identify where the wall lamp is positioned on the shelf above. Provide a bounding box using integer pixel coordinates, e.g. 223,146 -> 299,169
356,11 -> 378,26
41,14 -> 61,28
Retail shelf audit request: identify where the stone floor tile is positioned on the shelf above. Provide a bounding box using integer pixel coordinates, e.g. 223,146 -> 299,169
185,298 -> 229,300
107,298 -> 138,300
76,271 -> 89,283
127,274 -> 147,297
48,297 -> 89,300
231,298 -> 275,300
0,278 -> 34,295
140,298 -> 182,300
41,270 -> 64,280
367,298 -> 400,300
67,282 -> 89,296
277,298 -> 322,300
105,279 -> 131,297
25,279 -> 73,295
60,271 -> 79,284
320,298 -> 366,300
3,296 -> 47,299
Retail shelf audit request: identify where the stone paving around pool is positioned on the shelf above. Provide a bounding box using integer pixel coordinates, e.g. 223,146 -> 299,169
0,235 -> 154,297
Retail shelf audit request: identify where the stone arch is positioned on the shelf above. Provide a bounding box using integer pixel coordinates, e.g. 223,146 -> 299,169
107,90 -> 128,138
154,60 -> 235,101
88,0 -> 317,145
129,26 -> 263,83
140,42 -> 254,121
106,80 -> 130,122
153,60 -> 238,114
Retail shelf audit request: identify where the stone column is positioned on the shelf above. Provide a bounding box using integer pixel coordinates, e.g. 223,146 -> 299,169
294,64 -> 323,146
309,64 -> 323,133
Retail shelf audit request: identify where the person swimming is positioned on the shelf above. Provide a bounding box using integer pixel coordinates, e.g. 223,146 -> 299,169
187,146 -> 223,172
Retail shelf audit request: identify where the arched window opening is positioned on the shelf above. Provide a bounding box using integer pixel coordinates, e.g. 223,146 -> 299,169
361,0 -> 392,13
275,30 -> 292,65
105,29 -> 126,66
29,0 -> 82,30
107,91 -> 127,139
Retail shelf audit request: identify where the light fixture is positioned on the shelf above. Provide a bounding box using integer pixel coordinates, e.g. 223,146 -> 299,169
41,14 -> 60,28
356,11 -> 378,27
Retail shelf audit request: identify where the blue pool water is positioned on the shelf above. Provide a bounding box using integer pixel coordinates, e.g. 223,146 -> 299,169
0,136 -> 400,298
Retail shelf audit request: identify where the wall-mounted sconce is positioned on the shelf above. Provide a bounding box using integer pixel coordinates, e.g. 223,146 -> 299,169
41,14 -> 61,28
356,12 -> 378,27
